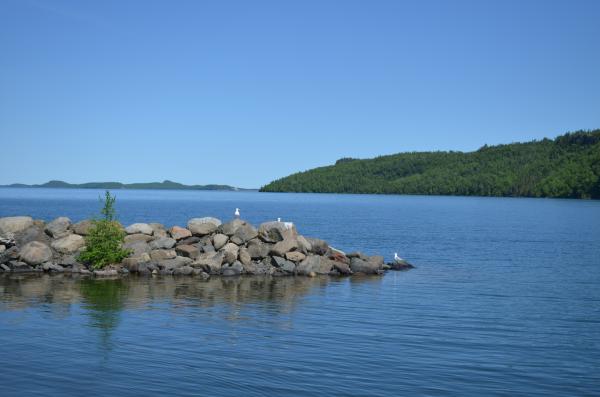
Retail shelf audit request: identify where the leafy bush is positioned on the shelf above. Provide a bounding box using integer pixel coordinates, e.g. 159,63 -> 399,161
78,191 -> 130,269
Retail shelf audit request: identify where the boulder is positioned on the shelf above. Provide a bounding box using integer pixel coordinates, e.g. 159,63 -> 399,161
175,244 -> 200,259
177,236 -> 201,245
42,262 -> 64,272
0,263 -> 9,272
192,252 -> 224,274
258,221 -> 297,243
306,238 -> 329,255
149,237 -> 176,250
56,254 -> 79,267
173,265 -> 194,276
187,217 -> 222,236
19,241 -> 53,265
271,256 -> 295,273
150,249 -> 177,261
124,233 -> 153,244
149,223 -> 167,237
125,223 -> 153,235
15,225 -> 49,246
157,256 -> 193,271
285,251 -> 306,262
388,260 -> 415,271
169,226 -> 192,240
123,241 -> 151,257
0,245 -> 5,254
329,250 -> 349,264
51,234 -> 85,254
296,235 -> 312,254
222,261 -> 243,276
297,255 -> 335,275
212,234 -> 228,250
221,242 -> 239,265
232,222 -> 258,244
238,247 -> 252,266
246,239 -> 271,259
72,220 -> 93,235
218,219 -> 245,236
349,257 -> 382,274
45,217 -> 72,238
270,238 -> 298,257
0,216 -> 34,238
200,243 -> 215,253
333,261 -> 352,275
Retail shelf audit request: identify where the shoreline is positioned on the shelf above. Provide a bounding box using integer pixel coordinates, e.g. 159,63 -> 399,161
0,216 -> 413,279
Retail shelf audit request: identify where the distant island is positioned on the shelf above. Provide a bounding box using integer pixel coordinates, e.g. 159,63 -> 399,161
261,129 -> 600,199
1,180 -> 256,192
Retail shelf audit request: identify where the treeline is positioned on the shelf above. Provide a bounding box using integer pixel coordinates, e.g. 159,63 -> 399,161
260,129 -> 600,199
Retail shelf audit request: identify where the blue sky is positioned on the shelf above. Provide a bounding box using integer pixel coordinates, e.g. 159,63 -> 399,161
1,0 -> 599,188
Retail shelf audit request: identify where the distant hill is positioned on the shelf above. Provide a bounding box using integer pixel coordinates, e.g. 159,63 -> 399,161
1,180 -> 255,192
260,129 -> 600,199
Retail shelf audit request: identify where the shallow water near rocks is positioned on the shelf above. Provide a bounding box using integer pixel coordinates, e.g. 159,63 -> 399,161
1,188 -> 600,396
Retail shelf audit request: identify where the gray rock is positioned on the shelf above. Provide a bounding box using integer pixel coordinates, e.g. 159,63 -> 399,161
187,217 -> 222,236
72,220 -> 93,235
0,216 -> 34,238
246,239 -> 271,259
177,236 -> 201,246
212,234 -> 228,250
271,256 -> 295,273
296,235 -> 312,254
173,265 -> 194,276
125,223 -> 153,235
149,237 -> 176,250
258,221 -> 297,243
222,261 -> 243,276
175,244 -> 200,259
45,217 -> 72,238
270,238 -> 298,257
123,241 -> 151,257
157,256 -> 193,271
15,225 -> 49,246
349,257 -> 382,274
124,233 -> 153,244
218,219 -> 245,236
0,245 -> 5,254
333,261 -> 352,275
229,235 -> 244,245
169,226 -> 192,240
56,254 -> 78,266
221,242 -> 239,265
121,253 -> 151,268
149,223 -> 167,237
150,249 -> 177,261
20,241 -> 53,265
0,263 -> 10,272
42,262 -> 64,272
201,243 -> 215,253
192,252 -> 224,274
297,255 -> 335,275
51,234 -> 85,254
232,222 -> 258,244
94,269 -> 119,277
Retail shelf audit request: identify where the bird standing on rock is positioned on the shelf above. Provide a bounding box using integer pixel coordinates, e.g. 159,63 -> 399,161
234,208 -> 240,218
394,252 -> 403,263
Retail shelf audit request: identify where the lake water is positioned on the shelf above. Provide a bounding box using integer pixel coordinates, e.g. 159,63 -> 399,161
1,188 -> 599,396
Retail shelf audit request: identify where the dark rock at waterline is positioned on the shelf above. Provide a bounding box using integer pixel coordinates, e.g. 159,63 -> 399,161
388,260 -> 415,271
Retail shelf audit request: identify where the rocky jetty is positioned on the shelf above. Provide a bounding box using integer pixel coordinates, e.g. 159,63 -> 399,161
0,216 -> 414,278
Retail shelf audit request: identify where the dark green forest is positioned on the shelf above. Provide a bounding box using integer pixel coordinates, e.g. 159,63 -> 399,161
260,129 -> 600,199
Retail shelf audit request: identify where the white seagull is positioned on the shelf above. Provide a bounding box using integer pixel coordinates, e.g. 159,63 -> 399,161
277,217 -> 281,222
234,208 -> 240,218
394,252 -> 404,263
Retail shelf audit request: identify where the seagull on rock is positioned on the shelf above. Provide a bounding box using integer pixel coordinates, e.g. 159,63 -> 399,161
234,208 -> 240,218
394,252 -> 404,264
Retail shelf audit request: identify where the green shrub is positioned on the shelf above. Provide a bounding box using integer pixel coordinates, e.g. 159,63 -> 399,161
78,191 -> 130,269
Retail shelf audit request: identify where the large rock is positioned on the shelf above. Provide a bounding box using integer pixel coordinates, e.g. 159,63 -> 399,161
19,241 -> 53,265
124,233 -> 153,244
271,256 -> 296,273
218,219 -> 245,236
123,241 -> 151,257
241,258 -> 274,275
232,222 -> 258,244
306,238 -> 329,255
222,261 -> 243,276
258,221 -> 297,243
122,253 -> 151,268
125,223 -> 153,235
192,252 -> 224,274
149,236 -> 176,249
187,217 -> 222,236
0,216 -> 34,238
285,251 -> 306,262
238,247 -> 252,266
246,239 -> 271,259
297,255 -> 334,275
149,223 -> 167,237
169,226 -> 192,240
72,220 -> 93,235
0,245 -> 5,254
45,217 -> 72,238
175,244 -> 200,259
156,256 -> 193,271
173,265 -> 194,276
296,235 -> 312,254
212,233 -> 228,250
150,249 -> 176,261
350,257 -> 382,274
270,238 -> 298,257
221,242 -> 239,265
51,234 -> 85,254
15,225 -> 49,246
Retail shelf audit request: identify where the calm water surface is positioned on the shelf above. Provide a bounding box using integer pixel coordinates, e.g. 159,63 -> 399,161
1,188 -> 599,396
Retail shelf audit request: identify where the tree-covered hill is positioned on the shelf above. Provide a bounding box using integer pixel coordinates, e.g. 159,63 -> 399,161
260,130 -> 600,199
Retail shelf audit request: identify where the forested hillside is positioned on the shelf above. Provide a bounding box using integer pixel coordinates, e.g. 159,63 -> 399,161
260,130 -> 600,199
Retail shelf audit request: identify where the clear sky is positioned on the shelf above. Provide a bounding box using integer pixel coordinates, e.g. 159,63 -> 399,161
1,0 -> 599,188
